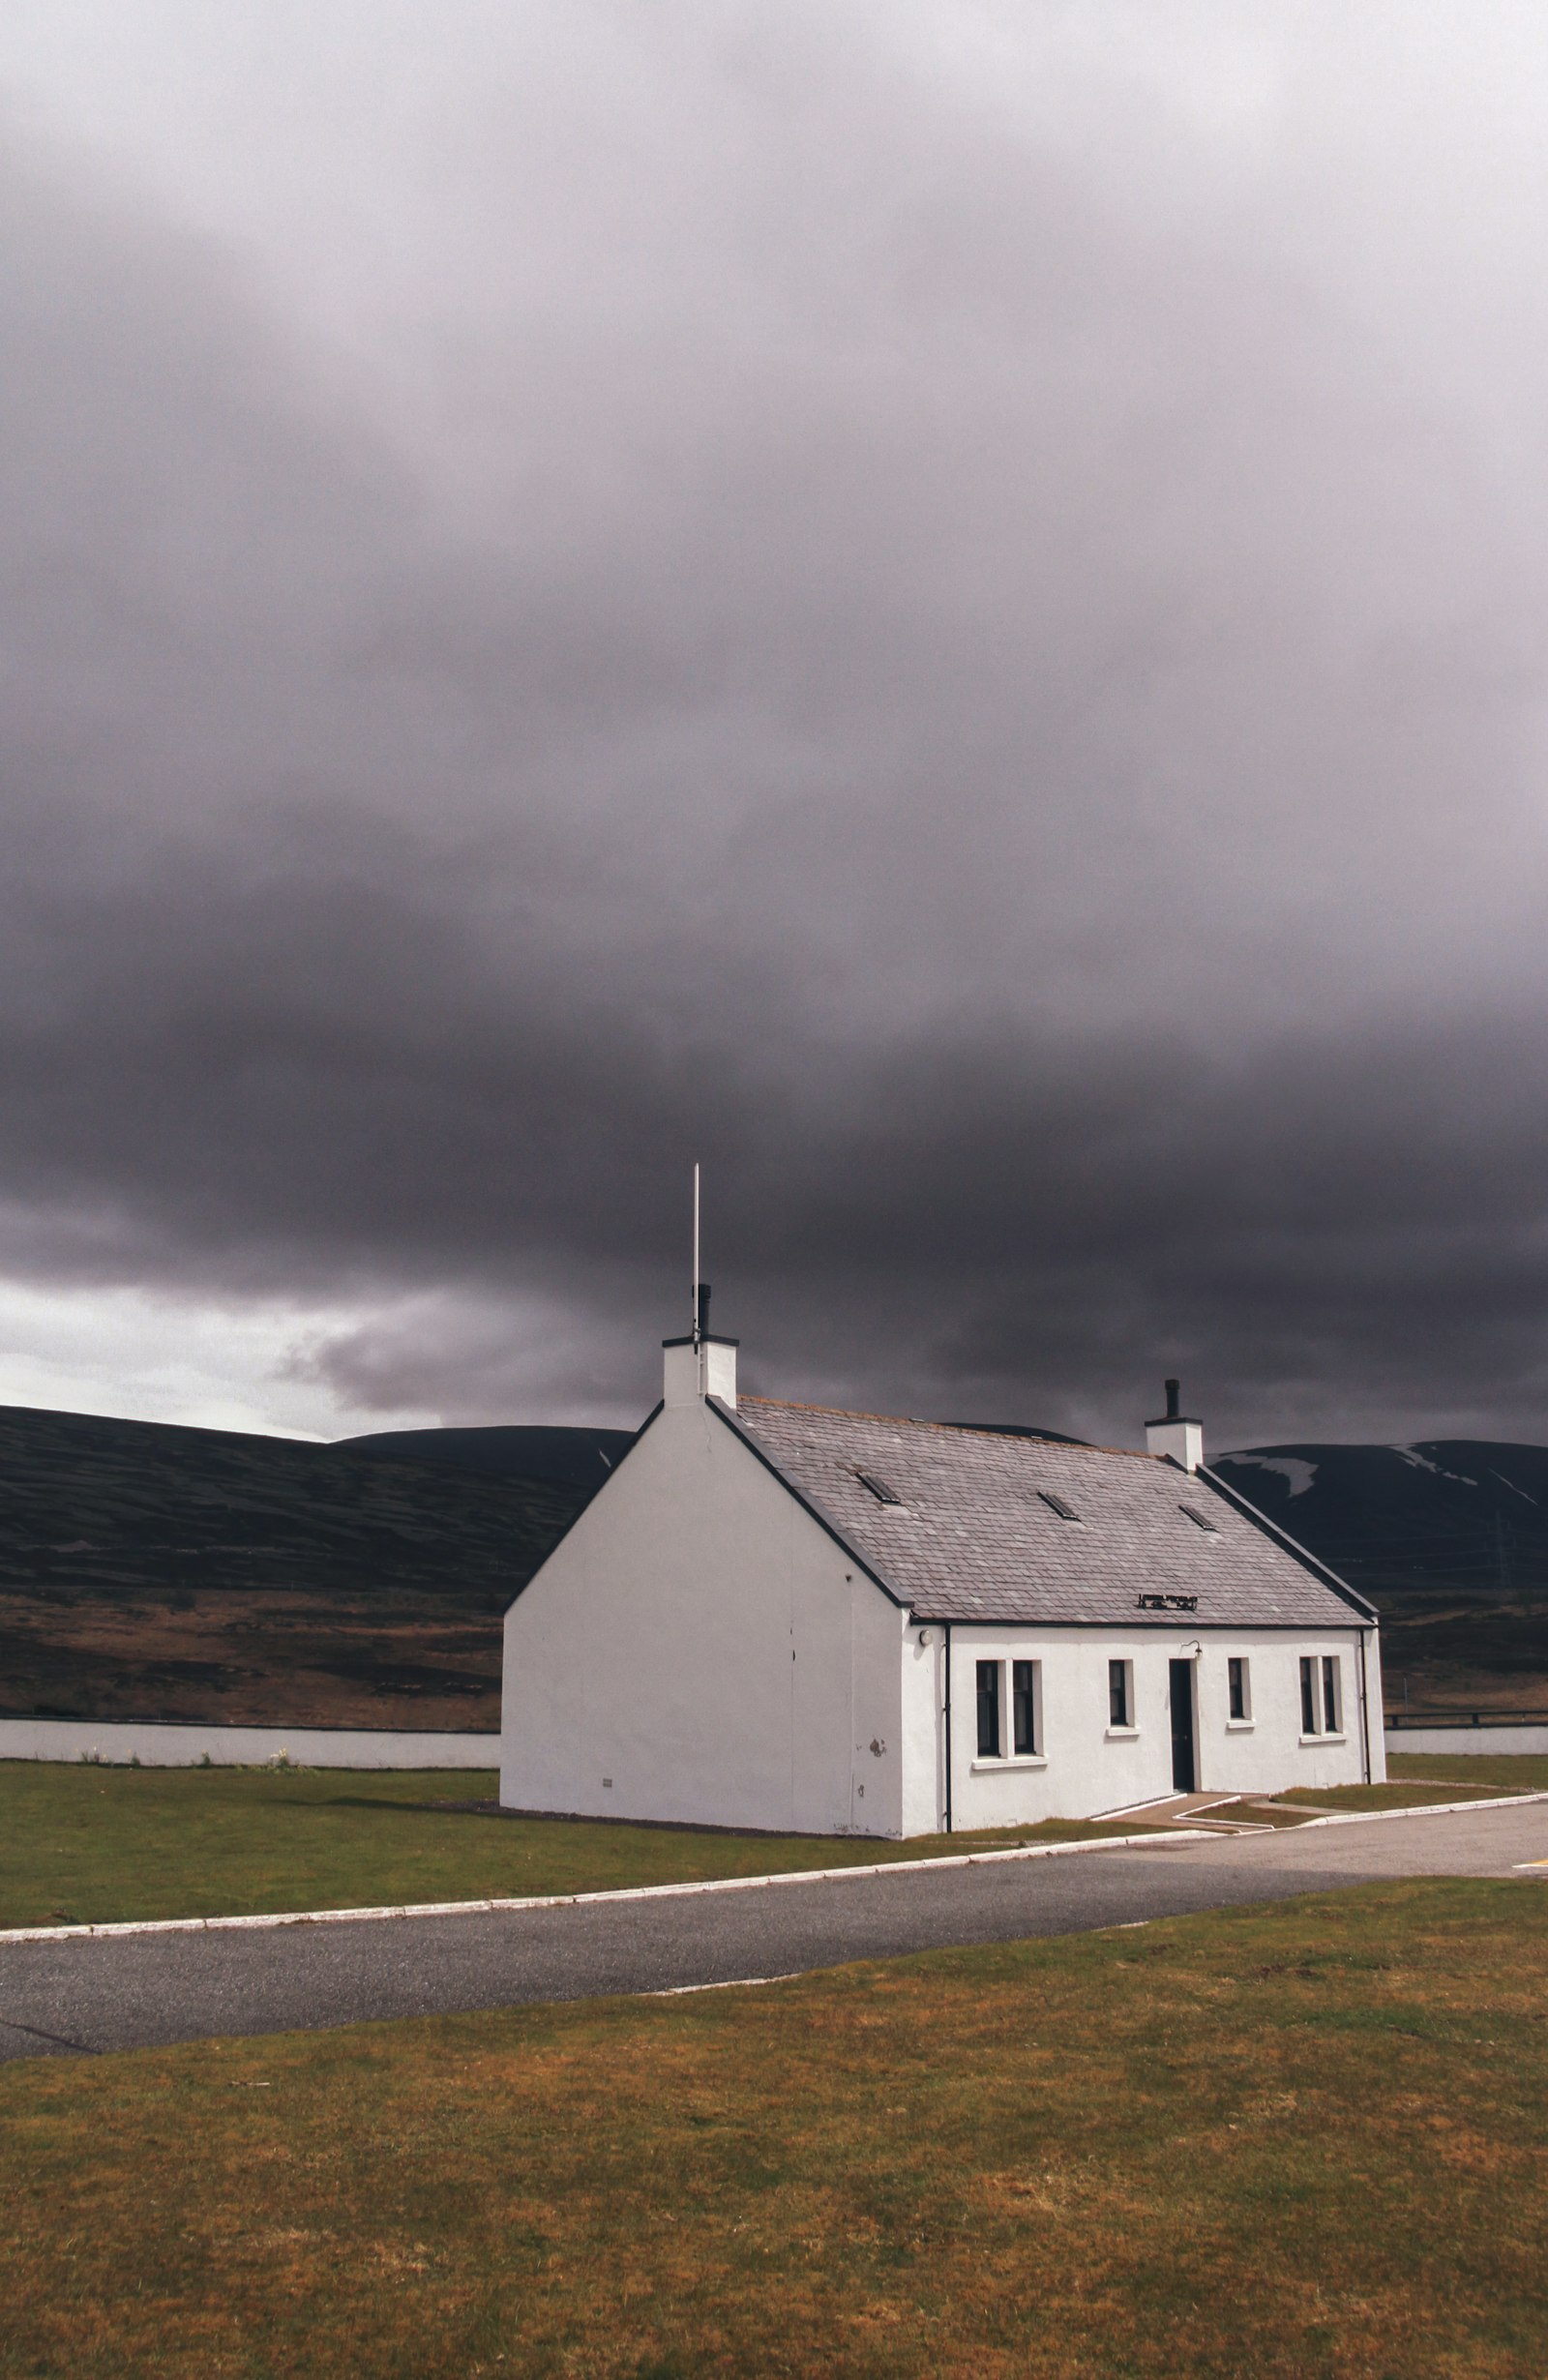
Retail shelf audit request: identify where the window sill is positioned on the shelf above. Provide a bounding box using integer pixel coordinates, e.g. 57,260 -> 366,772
1104,1725 -> 1140,1740
1298,1732 -> 1346,1746
970,1755 -> 1048,1771
1225,1718 -> 1255,1732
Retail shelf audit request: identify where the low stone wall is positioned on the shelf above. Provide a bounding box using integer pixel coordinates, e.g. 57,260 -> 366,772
0,1717 -> 499,1769
1386,1723 -> 1548,1757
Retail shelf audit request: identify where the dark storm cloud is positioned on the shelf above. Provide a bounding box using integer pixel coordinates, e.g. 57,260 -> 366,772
4,7 -> 1548,1446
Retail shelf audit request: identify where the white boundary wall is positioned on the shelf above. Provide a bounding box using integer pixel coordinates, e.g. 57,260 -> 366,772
0,1718 -> 498,1769
1387,1724 -> 1548,1757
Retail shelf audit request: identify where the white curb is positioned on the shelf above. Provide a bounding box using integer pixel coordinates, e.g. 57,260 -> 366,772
0,1828 -> 1218,1946
1285,1791 -> 1548,1830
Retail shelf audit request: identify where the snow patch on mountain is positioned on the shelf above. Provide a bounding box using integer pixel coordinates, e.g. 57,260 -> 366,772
1391,1446 -> 1478,1486
1221,1453 -> 1319,1498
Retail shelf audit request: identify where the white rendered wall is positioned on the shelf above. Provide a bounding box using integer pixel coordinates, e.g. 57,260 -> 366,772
500,1403 -> 906,1835
942,1626 -> 1380,1830
899,1628 -> 944,1836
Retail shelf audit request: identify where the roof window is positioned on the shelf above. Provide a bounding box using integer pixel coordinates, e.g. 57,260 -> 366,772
1037,1489 -> 1083,1523
854,1469 -> 906,1507
1178,1502 -> 1220,1533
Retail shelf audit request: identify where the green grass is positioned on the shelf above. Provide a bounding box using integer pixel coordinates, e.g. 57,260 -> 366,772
1390,1750 -> 1548,1793
3,1878 -> 1546,2377
0,1764 -> 1140,1930
8,1757 -> 1541,1934
1268,1778 -> 1520,1813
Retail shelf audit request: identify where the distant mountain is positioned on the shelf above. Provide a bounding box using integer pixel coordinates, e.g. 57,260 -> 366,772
1211,1441 -> 1548,1597
9,1400 -> 1546,1726
0,1404 -> 626,1727
950,1423 -> 1094,1446
1212,1441 -> 1548,1710
0,1404 -> 611,1608
340,1423 -> 634,1492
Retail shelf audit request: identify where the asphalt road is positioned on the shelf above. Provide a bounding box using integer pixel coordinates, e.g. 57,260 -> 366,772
2,1803 -> 1542,2065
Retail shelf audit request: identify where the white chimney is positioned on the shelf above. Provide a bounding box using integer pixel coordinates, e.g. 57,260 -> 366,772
1146,1377 -> 1202,1472
661,1282 -> 737,1409
663,1333 -> 738,1407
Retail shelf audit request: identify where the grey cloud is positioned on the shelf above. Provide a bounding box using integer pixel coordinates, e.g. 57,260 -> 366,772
2,11 -> 1548,1448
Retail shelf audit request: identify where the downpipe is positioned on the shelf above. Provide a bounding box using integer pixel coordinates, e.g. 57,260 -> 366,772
943,1620 -> 953,1834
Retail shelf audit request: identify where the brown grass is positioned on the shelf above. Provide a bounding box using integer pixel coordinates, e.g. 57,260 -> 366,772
0,1591 -> 502,1728
3,1877 -> 1546,2377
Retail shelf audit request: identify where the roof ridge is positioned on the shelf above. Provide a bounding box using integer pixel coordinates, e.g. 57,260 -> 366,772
736,1395 -> 1153,1462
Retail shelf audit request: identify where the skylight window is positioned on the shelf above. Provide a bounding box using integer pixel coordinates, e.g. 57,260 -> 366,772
1178,1502 -> 1220,1533
1037,1490 -> 1083,1523
854,1469 -> 905,1507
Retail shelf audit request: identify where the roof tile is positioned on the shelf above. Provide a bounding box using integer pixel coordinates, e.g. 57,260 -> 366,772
729,1399 -> 1363,1630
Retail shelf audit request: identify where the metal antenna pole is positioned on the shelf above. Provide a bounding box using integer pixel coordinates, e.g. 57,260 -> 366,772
692,1162 -> 700,1346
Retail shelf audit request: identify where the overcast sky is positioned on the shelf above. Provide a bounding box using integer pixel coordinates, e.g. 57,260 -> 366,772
2,1 -> 1548,1447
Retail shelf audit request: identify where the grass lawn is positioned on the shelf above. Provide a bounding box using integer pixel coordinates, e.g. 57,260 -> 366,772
0,1764 -> 1143,1930
6,1759 -> 1541,1934
1389,1751 -> 1548,1793
2,1878 -> 1546,2378
1266,1778 -> 1526,1814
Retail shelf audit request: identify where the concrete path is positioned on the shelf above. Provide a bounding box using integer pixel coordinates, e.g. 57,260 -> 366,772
2,1803 -> 1542,2065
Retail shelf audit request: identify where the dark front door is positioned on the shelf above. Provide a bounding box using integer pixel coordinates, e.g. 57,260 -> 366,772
1169,1659 -> 1197,1793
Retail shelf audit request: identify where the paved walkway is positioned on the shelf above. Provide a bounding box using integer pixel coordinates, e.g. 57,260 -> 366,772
2,1803 -> 1542,2065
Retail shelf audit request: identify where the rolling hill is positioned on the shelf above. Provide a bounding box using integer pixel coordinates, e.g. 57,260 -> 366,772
1212,1441 -> 1548,1713
0,1405 -> 630,1728
5,1400 -> 1545,1728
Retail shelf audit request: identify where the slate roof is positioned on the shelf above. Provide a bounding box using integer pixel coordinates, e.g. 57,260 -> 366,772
725,1398 -> 1370,1630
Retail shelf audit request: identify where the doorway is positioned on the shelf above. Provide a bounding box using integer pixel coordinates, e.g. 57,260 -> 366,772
1169,1659 -> 1197,1793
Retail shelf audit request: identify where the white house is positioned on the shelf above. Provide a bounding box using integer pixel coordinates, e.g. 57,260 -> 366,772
500,1324 -> 1384,1837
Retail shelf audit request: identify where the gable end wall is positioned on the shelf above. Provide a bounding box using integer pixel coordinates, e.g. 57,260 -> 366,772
499,1400 -> 908,1835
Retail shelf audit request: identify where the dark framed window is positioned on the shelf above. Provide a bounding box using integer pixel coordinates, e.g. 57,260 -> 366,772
1322,1655 -> 1340,1734
1228,1656 -> 1247,1721
1109,1658 -> 1131,1729
976,1660 -> 1001,1758
1299,1656 -> 1317,1735
1012,1660 -> 1038,1755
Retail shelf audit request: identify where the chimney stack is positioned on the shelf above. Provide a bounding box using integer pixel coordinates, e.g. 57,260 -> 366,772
663,1287 -> 738,1408
1146,1377 -> 1203,1472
